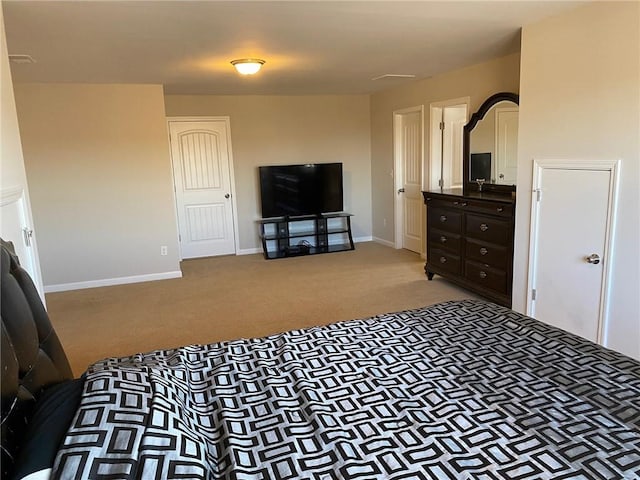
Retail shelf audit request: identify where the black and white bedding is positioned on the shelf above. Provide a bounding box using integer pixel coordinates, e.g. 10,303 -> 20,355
52,300 -> 640,479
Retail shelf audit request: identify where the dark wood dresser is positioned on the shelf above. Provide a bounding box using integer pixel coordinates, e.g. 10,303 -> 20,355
423,188 -> 515,307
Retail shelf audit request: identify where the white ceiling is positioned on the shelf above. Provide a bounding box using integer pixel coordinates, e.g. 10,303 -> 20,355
3,1 -> 588,95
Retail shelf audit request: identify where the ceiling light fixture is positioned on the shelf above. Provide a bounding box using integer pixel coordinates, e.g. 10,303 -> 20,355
231,58 -> 265,75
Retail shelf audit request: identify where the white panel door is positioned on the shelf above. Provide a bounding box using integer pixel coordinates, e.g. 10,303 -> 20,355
527,161 -> 618,343
0,188 -> 44,299
397,110 -> 423,253
169,119 -> 236,259
442,105 -> 467,188
495,107 -> 519,185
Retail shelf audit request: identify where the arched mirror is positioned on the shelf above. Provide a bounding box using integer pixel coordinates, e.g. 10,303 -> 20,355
463,92 -> 519,194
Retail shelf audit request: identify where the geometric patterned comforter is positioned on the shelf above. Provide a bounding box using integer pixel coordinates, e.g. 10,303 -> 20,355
53,300 -> 640,479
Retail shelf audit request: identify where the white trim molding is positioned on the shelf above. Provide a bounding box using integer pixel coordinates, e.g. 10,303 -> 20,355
45,270 -> 183,293
372,236 -> 394,248
354,235 -> 373,244
238,247 -> 262,256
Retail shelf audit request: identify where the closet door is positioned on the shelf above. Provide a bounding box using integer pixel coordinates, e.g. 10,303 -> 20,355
527,160 -> 619,343
168,118 -> 237,259
1,188 -> 41,293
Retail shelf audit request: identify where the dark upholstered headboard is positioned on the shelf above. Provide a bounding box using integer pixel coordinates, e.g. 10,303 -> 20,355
1,240 -> 73,478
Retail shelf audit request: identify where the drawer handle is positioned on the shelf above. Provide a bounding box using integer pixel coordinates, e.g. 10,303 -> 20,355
480,223 -> 489,232
439,256 -> 447,264
440,236 -> 447,243
496,207 -> 504,213
453,201 -> 459,206
480,247 -> 488,256
461,202 -> 468,207
440,215 -> 447,222
479,271 -> 487,279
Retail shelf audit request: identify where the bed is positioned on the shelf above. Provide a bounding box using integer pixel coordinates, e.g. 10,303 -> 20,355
2,242 -> 639,480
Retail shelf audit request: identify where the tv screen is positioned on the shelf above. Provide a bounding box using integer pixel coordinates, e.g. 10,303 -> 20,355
259,163 -> 343,218
470,153 -> 492,181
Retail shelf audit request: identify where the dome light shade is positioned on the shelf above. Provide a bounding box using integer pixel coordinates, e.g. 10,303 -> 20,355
231,58 -> 265,75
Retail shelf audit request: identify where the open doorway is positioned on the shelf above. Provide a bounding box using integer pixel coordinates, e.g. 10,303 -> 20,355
429,98 -> 469,190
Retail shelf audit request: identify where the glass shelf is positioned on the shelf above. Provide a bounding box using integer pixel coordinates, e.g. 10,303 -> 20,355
257,213 -> 354,260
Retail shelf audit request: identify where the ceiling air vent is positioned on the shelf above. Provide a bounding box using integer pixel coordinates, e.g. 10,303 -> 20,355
371,74 -> 416,81
8,54 -> 36,64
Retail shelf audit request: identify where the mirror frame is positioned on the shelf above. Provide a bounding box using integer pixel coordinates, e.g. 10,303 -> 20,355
463,92 -> 519,195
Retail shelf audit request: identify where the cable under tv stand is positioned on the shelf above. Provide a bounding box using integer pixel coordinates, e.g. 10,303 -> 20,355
257,213 -> 355,260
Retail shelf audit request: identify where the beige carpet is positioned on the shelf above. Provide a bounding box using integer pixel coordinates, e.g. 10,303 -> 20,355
46,242 -> 477,376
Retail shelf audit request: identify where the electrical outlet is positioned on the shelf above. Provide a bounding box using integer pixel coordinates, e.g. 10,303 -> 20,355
160,246 -> 168,256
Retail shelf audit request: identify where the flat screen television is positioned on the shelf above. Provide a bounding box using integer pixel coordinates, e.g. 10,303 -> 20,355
470,153 -> 492,182
259,163 -> 343,218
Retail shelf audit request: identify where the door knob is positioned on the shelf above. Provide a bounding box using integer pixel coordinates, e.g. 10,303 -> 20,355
225,193 -> 230,199
397,188 -> 405,194
586,253 -> 600,265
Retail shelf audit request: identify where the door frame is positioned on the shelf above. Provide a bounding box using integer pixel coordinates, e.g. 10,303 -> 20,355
393,105 -> 424,252
166,116 -> 240,260
526,158 -> 621,344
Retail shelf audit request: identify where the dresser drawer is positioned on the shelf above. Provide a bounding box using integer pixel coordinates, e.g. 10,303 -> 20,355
465,238 -> 508,269
465,261 -> 508,295
427,197 -> 466,210
429,228 -> 462,254
428,208 -> 462,234
465,214 -> 510,245
429,249 -> 462,275
464,200 -> 513,218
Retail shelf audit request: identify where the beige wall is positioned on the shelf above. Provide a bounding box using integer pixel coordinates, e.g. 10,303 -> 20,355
1,7 -> 44,294
164,95 -> 372,250
515,2 -> 639,358
14,83 -> 181,287
0,9 -> 25,192
369,53 -> 521,242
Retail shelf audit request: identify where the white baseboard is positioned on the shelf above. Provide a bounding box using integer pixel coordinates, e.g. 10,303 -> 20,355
237,247 -> 262,256
372,236 -> 395,248
44,270 -> 183,293
354,236 -> 373,243
372,237 -> 426,258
